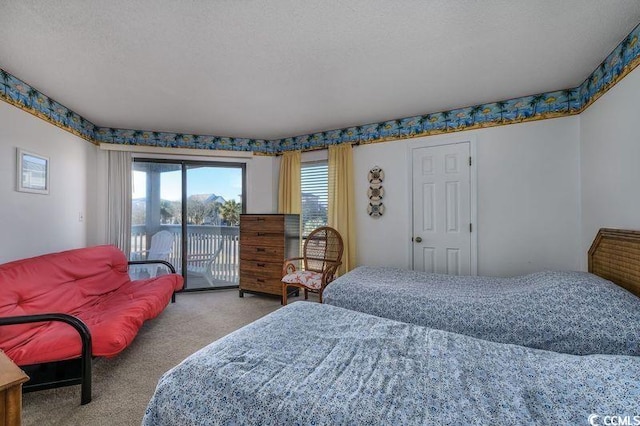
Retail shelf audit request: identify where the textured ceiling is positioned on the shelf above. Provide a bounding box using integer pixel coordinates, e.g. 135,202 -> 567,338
1,0 -> 639,140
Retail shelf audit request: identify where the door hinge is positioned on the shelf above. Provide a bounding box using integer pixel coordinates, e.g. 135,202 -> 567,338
469,156 -> 472,166
469,223 -> 473,233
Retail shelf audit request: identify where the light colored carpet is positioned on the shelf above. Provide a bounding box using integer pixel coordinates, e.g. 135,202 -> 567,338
22,289 -> 314,426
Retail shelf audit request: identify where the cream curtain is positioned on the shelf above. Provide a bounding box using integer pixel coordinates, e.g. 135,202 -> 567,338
328,144 -> 356,274
106,150 -> 132,256
278,150 -> 301,214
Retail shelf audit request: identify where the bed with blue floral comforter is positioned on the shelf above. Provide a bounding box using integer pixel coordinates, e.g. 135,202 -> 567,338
143,303 -> 640,425
322,267 -> 640,355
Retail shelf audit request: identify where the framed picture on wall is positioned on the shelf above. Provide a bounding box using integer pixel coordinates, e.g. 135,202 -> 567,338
16,149 -> 49,194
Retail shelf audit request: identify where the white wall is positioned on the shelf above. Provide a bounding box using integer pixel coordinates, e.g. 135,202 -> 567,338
246,155 -> 277,213
354,116 -> 582,276
580,66 -> 640,262
353,140 -> 411,268
474,118 -> 582,275
0,101 -> 97,263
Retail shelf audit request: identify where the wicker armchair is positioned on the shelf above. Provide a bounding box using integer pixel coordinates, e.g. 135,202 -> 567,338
281,226 -> 344,305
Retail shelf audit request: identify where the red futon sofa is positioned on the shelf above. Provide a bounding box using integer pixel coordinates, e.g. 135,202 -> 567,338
0,245 -> 183,404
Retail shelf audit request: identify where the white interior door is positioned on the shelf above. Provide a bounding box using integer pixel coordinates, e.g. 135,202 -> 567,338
412,142 -> 472,275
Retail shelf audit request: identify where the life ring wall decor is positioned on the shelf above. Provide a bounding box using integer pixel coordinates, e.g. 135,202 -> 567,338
367,185 -> 384,201
368,167 -> 384,183
367,202 -> 385,217
367,166 -> 384,218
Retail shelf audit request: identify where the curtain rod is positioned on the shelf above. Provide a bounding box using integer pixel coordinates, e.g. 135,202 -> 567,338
99,143 -> 254,159
274,141 -> 359,156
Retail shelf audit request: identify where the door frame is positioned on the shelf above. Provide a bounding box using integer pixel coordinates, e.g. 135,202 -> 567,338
131,157 -> 247,291
406,134 -> 478,275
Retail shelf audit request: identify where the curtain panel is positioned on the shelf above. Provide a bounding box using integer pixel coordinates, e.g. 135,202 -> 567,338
278,151 -> 302,214
328,144 -> 356,274
106,151 -> 132,256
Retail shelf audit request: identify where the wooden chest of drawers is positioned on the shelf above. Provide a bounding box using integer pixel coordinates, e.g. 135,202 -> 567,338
239,214 -> 300,298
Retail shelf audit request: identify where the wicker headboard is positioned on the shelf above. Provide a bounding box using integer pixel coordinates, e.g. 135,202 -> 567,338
588,228 -> 640,297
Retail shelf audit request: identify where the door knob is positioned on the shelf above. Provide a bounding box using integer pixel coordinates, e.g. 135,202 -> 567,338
414,237 -> 422,243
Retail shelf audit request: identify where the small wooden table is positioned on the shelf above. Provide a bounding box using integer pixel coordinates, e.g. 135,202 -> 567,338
0,351 -> 29,426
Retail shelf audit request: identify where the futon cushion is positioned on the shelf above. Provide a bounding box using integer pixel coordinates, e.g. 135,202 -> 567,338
0,245 -> 183,365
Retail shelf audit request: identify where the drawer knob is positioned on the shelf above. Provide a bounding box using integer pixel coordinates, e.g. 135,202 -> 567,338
257,263 -> 266,267
256,248 -> 266,252
257,232 -> 266,236
257,279 -> 265,283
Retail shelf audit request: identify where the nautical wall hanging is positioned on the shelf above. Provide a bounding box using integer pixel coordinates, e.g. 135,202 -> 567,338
367,166 -> 385,218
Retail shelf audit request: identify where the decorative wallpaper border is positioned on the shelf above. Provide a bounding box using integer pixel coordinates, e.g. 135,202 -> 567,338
92,127 -> 270,153
1,23 -> 639,154
0,69 -> 97,142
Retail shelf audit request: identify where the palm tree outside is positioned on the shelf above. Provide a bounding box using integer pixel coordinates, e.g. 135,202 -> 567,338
220,200 -> 242,226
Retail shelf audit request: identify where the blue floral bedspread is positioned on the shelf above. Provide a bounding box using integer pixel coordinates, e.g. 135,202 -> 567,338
323,267 -> 640,355
143,303 -> 640,425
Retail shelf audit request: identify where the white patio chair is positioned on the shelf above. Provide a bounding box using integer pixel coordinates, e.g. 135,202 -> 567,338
131,230 -> 174,277
186,244 -> 224,287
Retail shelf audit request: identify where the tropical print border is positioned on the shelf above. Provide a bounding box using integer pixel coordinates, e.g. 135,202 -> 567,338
93,128 -> 270,153
1,23 -> 639,154
0,69 -> 96,142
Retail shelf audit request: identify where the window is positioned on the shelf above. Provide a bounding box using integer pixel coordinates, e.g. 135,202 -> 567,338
301,162 -> 328,237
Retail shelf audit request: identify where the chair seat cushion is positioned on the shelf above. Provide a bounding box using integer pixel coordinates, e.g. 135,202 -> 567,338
282,271 -> 323,290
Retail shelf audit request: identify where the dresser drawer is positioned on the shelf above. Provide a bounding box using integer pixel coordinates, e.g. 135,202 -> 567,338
240,232 -> 283,247
240,260 -> 282,278
239,276 -> 282,295
240,245 -> 284,262
240,216 -> 284,233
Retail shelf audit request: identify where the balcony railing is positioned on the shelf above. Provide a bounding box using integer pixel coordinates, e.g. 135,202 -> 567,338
131,224 -> 239,288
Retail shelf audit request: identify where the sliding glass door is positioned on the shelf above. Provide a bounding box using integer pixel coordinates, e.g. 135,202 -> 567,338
184,164 -> 243,289
131,159 -> 245,291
